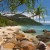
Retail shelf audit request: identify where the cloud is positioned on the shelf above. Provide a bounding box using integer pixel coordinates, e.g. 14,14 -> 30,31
2,13 -> 15,16
22,12 -> 48,19
22,12 -> 50,24
40,21 -> 50,23
34,15 -> 47,20
1,11 -> 50,24
4,14 -> 15,16
22,12 -> 33,17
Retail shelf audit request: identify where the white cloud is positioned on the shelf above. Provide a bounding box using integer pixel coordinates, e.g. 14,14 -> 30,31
22,12 -> 50,24
22,12 -> 48,20
34,15 -> 47,20
40,21 -> 50,23
1,11 -> 50,24
3,14 -> 15,16
22,12 -> 33,17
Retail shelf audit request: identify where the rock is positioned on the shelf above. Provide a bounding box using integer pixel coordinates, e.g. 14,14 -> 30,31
44,32 -> 50,35
20,41 -> 36,50
43,30 -> 50,32
47,42 -> 50,47
43,30 -> 50,38
43,30 -> 47,32
36,35 -> 47,38
23,30 -> 36,33
37,41 -> 46,50
36,35 -> 50,42
44,31 -> 50,38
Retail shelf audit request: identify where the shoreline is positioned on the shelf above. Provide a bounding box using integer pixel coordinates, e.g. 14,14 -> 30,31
0,26 -> 50,50
0,26 -> 39,44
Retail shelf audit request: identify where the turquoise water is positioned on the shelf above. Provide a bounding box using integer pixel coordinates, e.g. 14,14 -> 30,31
21,25 -> 50,35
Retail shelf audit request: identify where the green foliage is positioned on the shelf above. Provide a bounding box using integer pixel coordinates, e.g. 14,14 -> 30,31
9,4 -> 17,12
33,5 -> 47,22
7,0 -> 38,13
0,0 -> 47,23
0,15 -> 17,27
8,14 -> 42,25
7,0 -> 47,22
0,14 -> 42,26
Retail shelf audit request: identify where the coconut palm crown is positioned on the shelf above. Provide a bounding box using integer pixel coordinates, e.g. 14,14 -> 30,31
33,5 -> 47,22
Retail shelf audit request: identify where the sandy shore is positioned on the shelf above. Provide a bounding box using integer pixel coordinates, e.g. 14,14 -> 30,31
0,26 -> 50,50
0,26 -> 36,39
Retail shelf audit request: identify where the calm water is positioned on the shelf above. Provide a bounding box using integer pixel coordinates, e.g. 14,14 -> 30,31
21,25 -> 50,35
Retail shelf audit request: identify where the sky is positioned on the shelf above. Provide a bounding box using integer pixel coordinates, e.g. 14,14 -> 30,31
0,0 -> 50,24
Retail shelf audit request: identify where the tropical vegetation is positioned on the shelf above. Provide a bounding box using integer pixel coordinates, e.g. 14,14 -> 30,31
0,14 -> 17,26
0,14 -> 42,26
0,0 -> 47,26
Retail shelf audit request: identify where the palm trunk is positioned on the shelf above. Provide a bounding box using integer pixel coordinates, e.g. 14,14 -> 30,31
43,17 -> 45,23
39,15 -> 40,22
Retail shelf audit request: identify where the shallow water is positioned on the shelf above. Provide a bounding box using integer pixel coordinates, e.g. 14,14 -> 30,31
21,25 -> 50,35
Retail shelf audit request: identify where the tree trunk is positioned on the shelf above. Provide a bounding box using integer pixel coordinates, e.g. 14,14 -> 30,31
39,15 -> 40,22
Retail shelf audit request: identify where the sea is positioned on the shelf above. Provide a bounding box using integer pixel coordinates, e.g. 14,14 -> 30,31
21,24 -> 50,35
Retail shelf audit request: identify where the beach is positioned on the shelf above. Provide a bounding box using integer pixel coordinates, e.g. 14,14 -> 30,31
0,26 -> 50,50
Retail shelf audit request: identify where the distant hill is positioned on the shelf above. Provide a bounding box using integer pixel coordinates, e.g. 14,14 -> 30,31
0,15 -> 17,26
7,14 -> 42,25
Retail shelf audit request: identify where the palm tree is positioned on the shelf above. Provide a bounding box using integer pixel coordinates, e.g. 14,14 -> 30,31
7,0 -> 38,14
7,0 -> 47,23
33,5 -> 47,22
19,0 -> 47,23
20,0 -> 38,13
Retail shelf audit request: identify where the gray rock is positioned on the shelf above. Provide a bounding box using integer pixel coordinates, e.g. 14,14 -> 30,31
23,30 -> 36,33
36,35 -> 50,42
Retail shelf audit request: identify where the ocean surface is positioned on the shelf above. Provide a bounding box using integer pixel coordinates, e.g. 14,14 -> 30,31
21,25 -> 50,35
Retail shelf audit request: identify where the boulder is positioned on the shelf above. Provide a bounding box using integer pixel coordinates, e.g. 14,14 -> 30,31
23,30 -> 36,33
44,32 -> 50,38
44,32 -> 50,35
47,42 -> 50,47
43,30 -> 50,38
36,35 -> 50,42
20,41 -> 36,50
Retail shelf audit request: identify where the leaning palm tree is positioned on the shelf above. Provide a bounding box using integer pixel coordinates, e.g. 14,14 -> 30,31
33,5 -> 47,22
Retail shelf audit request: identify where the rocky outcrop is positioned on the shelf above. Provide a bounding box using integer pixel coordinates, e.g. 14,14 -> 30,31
23,30 -> 36,33
43,30 -> 50,38
36,35 -> 50,42
44,32 -> 50,35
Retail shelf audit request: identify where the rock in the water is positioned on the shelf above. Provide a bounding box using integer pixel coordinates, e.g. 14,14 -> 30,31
23,30 -> 36,33
43,30 -> 50,32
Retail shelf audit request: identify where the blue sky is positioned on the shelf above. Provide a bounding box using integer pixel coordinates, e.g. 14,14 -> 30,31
0,0 -> 50,23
